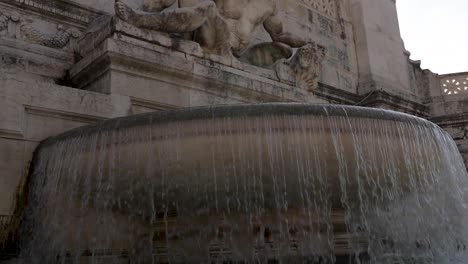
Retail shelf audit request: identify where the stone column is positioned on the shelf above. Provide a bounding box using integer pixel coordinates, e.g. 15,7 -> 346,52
348,0 -> 412,96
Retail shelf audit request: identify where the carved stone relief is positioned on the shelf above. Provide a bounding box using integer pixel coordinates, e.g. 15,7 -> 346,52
5,0 -> 102,25
20,23 -> 80,49
290,43 -> 327,92
0,11 -> 8,32
0,9 -> 19,37
0,4 -> 87,82
114,0 -> 308,60
302,0 -> 337,18
0,0 -> 102,50
274,44 -> 327,93
318,15 -> 335,37
0,53 -> 26,71
114,0 -> 327,92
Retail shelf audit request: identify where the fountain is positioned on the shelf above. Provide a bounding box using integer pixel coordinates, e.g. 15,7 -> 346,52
18,103 -> 468,263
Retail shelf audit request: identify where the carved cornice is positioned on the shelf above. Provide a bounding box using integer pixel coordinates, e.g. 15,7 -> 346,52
25,105 -> 107,124
358,90 -> 429,118
430,112 -> 468,128
130,97 -> 179,112
0,128 -> 23,139
0,0 -> 104,26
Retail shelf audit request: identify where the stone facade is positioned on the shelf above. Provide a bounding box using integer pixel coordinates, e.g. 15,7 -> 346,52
0,0 -> 467,255
428,71 -> 468,168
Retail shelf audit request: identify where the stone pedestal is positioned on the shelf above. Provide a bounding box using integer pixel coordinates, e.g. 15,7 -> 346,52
70,17 -> 327,113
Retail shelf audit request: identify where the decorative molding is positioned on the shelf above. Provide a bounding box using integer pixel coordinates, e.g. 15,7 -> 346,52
358,90 -> 429,118
131,97 -> 179,113
1,0 -> 104,26
315,82 -> 359,105
24,105 -> 106,124
0,128 -> 23,139
431,113 -> 468,128
0,3 -> 87,50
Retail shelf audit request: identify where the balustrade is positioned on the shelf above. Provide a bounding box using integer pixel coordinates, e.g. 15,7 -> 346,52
440,72 -> 468,95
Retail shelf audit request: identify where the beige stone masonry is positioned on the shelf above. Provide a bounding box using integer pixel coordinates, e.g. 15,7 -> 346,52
0,78 -> 131,215
71,17 -> 328,110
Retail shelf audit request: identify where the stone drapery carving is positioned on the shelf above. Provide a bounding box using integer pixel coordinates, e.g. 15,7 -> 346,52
115,0 -> 327,91
290,43 -> 327,92
20,24 -> 81,49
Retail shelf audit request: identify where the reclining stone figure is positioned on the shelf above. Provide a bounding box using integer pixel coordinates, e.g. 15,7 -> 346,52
115,0 -> 326,91
116,0 -> 308,61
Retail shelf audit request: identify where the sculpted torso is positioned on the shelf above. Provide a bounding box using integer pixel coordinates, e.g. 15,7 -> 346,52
179,0 -> 278,54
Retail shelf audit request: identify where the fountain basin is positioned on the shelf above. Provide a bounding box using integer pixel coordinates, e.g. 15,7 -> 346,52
23,104 -> 468,263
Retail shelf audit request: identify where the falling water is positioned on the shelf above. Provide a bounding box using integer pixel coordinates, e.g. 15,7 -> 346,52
20,104 -> 468,263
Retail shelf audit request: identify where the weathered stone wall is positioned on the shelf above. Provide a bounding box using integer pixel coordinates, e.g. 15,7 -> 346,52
275,0 -> 359,93
0,78 -> 131,216
0,0 -> 98,219
428,72 -> 468,168
0,0 -> 103,83
348,0 -> 413,97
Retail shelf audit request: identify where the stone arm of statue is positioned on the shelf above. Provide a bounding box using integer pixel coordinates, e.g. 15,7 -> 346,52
115,0 -> 216,33
263,14 -> 307,48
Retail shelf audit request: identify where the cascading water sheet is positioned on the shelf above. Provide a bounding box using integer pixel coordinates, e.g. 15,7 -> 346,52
21,104 -> 468,263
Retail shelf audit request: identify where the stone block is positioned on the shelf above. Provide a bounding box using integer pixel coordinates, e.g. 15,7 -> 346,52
0,78 -> 132,215
71,18 -> 329,107
349,0 -> 412,96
